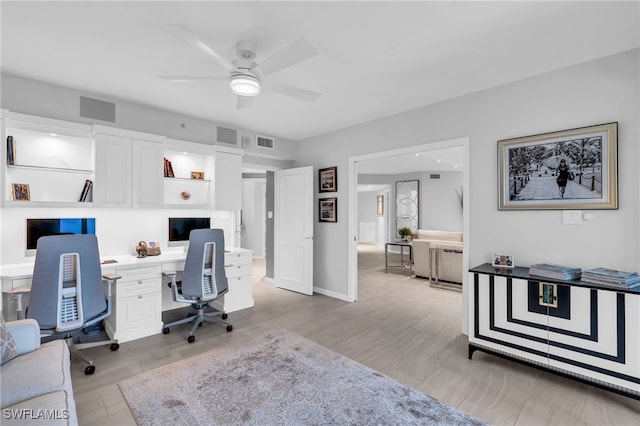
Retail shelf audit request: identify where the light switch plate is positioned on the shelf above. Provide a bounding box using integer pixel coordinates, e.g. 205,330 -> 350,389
562,210 -> 583,225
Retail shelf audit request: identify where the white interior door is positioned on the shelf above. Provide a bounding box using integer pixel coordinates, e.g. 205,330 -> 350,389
275,166 -> 313,295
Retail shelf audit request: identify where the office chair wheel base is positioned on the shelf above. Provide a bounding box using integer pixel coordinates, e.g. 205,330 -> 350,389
110,343 -> 119,351
162,327 -> 170,334
85,365 -> 96,375
198,322 -> 203,327
187,335 -> 195,343
221,313 -> 228,320
226,324 -> 233,332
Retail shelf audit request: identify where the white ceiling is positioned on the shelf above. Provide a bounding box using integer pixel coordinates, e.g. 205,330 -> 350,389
1,2 -> 638,141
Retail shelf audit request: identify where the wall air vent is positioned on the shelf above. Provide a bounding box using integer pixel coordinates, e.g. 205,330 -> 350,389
217,126 -> 238,145
79,96 -> 116,123
430,174 -> 441,179
257,135 -> 275,149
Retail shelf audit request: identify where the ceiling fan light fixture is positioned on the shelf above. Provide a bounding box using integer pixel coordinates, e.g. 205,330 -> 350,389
230,74 -> 261,96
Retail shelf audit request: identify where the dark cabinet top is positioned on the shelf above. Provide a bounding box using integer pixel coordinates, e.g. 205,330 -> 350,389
470,263 -> 640,294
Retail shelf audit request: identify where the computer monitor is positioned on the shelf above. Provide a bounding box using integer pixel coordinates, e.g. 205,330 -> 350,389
26,218 -> 96,252
168,217 -> 211,247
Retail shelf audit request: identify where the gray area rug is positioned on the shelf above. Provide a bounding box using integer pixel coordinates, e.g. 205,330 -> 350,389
119,330 -> 487,425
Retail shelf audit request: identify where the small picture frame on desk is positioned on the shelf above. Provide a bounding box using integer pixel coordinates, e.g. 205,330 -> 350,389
539,282 -> 558,308
492,254 -> 514,269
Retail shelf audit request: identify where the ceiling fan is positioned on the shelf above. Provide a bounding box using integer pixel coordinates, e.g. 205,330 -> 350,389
159,25 -> 321,109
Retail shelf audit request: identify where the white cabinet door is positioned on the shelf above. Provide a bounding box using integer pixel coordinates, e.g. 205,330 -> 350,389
94,133 -> 131,207
214,151 -> 242,210
132,139 -> 164,208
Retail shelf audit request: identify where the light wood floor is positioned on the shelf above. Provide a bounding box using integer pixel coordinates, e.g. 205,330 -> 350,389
73,244 -> 639,425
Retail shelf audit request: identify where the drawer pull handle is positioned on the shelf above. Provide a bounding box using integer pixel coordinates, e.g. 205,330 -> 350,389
138,295 -> 142,299
138,280 -> 143,284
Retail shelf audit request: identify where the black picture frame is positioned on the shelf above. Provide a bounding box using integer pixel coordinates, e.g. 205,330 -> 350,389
498,122 -> 618,210
319,197 -> 337,222
319,166 -> 337,193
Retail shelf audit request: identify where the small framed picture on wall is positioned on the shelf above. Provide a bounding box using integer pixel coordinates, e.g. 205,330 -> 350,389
319,166 -> 337,192
319,197 -> 337,222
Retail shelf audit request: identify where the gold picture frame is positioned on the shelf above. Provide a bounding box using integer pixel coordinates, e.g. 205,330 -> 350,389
12,183 -> 30,201
539,282 -> 558,308
498,122 -> 618,210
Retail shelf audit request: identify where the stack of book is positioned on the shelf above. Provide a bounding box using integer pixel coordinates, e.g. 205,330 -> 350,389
529,263 -> 582,281
163,157 -> 175,177
582,268 -> 640,289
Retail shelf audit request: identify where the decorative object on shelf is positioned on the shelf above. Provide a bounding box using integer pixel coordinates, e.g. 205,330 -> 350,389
180,191 -> 191,200
319,197 -> 337,222
376,195 -> 384,216
582,267 -> 640,289
79,179 -> 93,202
11,183 -> 30,201
163,157 -> 175,177
539,282 -> 558,308
319,166 -> 337,192
190,171 -> 204,180
136,241 -> 161,258
6,135 -> 15,165
529,263 -> 581,280
397,227 -> 412,242
498,122 -> 618,210
396,180 -> 419,236
492,254 -> 514,269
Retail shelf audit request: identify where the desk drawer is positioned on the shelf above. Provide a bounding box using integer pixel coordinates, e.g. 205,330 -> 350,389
116,265 -> 161,282
116,278 -> 160,298
225,263 -> 251,278
225,251 -> 252,266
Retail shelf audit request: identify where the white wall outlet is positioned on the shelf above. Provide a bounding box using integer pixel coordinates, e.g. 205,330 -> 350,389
562,210 -> 583,225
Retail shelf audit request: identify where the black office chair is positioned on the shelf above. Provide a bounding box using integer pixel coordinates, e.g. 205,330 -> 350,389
162,228 -> 232,343
27,234 -> 120,375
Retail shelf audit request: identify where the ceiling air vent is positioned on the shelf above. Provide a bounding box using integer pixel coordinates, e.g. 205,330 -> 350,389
430,174 -> 441,179
257,135 -> 275,149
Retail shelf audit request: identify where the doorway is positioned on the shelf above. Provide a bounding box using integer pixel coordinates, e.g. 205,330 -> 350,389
347,136 -> 471,334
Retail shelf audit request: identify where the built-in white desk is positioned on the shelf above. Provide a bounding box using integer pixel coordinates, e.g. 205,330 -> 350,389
0,247 -> 254,343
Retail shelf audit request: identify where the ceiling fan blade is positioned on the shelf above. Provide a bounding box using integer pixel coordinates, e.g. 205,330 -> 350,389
267,83 -> 321,103
157,75 -> 228,82
236,96 -> 253,109
252,37 -> 317,77
166,24 -> 235,72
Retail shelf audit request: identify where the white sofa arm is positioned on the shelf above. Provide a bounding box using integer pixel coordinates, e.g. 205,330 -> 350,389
5,319 -> 40,356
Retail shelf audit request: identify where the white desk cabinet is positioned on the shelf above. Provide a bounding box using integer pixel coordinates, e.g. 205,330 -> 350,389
212,249 -> 254,313
104,264 -> 163,343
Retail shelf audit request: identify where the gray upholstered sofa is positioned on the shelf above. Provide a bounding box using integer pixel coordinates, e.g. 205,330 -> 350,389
412,229 -> 463,283
1,319 -> 78,425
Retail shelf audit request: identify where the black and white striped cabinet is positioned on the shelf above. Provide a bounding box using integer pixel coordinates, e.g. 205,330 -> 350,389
468,264 -> 640,399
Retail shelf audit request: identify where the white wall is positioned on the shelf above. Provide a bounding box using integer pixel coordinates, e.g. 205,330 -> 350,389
422,171 -> 463,231
295,49 -> 640,298
1,73 -> 298,167
357,191 -> 379,243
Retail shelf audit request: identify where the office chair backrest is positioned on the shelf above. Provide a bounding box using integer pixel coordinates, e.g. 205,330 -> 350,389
182,229 -> 228,300
28,234 -> 106,331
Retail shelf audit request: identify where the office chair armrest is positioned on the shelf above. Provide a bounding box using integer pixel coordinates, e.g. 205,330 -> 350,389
82,274 -> 121,328
5,319 -> 41,355
162,271 -> 177,278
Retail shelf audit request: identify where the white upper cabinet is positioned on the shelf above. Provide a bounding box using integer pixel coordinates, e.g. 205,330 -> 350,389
132,139 -> 164,208
93,126 -> 165,209
94,133 -> 131,207
213,150 -> 242,210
